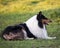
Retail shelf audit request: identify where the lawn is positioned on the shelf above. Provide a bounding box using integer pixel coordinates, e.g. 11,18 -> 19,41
0,0 -> 60,48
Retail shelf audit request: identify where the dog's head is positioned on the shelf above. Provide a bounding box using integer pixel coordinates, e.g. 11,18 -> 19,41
37,11 -> 52,28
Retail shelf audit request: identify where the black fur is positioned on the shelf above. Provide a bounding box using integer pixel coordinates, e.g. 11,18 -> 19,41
37,11 -> 48,28
19,23 -> 37,39
2,25 -> 22,35
2,23 -> 37,40
2,25 -> 23,40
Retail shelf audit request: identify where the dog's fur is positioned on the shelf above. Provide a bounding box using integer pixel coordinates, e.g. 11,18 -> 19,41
2,11 -> 56,40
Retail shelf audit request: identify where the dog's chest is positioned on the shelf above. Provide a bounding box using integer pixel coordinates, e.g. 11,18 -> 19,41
25,15 -> 47,38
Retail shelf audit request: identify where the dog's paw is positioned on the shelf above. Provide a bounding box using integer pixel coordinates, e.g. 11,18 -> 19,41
46,37 -> 56,39
52,37 -> 56,39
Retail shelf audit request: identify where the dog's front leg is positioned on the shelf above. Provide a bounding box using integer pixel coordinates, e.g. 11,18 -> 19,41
41,29 -> 56,39
45,37 -> 56,39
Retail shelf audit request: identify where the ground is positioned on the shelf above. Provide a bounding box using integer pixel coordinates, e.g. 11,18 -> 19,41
0,0 -> 60,48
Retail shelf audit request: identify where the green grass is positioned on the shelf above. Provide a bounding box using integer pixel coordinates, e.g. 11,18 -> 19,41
0,39 -> 60,48
0,8 -> 60,48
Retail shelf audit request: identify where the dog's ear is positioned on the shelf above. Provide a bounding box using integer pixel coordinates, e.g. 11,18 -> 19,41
39,11 -> 42,15
37,11 -> 42,19
37,11 -> 42,17
37,11 -> 43,28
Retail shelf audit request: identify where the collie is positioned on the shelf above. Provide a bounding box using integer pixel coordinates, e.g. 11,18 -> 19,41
2,11 -> 56,40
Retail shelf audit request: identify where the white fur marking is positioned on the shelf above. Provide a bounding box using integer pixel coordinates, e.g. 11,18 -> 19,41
24,15 -> 56,39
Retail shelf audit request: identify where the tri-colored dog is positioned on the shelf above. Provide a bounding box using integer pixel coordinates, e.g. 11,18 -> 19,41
2,11 -> 56,40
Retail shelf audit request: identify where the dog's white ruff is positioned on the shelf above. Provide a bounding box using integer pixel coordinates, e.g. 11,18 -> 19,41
24,15 -> 56,39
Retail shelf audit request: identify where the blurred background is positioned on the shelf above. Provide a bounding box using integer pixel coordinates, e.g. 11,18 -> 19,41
0,0 -> 60,48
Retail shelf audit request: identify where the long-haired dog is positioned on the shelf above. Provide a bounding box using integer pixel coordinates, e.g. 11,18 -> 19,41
2,11 -> 56,40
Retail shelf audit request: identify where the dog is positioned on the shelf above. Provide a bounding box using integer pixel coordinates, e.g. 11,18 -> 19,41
2,11 -> 56,40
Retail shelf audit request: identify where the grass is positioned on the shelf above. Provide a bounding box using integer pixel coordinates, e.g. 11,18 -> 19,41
0,0 -> 60,48
0,8 -> 60,48
0,39 -> 60,48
